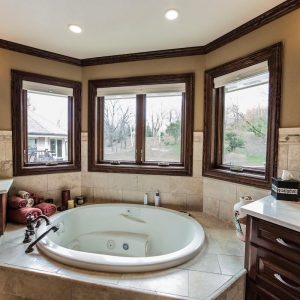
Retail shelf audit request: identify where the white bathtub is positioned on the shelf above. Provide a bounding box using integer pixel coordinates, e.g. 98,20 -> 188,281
36,204 -> 205,272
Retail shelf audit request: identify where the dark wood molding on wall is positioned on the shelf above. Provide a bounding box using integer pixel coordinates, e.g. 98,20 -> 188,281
0,39 -> 81,66
11,70 -> 82,176
88,73 -> 195,176
203,0 -> 300,53
81,46 -> 205,66
0,1 -> 299,66
202,43 -> 282,189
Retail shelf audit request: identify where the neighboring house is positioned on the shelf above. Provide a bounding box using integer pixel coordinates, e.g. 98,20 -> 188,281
27,110 -> 68,162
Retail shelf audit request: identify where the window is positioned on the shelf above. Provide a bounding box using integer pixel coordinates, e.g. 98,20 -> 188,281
12,70 -> 81,176
203,43 -> 282,188
88,74 -> 194,176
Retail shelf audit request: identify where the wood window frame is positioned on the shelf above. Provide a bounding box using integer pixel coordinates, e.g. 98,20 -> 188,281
88,73 -> 194,176
203,43 -> 282,188
11,70 -> 81,176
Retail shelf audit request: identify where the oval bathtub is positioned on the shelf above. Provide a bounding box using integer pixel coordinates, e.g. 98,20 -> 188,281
36,204 -> 205,272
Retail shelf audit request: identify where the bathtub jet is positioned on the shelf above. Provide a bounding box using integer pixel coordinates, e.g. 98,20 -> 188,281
35,204 -> 205,272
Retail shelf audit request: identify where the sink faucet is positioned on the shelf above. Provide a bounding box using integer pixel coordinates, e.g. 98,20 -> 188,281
23,214 -> 51,243
25,224 -> 59,253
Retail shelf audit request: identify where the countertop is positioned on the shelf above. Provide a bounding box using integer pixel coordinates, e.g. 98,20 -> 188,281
0,178 -> 13,194
241,195 -> 300,232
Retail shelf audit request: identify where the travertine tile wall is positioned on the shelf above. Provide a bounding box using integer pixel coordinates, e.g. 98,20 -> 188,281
203,128 -> 300,223
1,128 -> 299,220
81,132 -> 203,211
0,131 -> 12,179
277,128 -> 300,181
0,130 -> 81,206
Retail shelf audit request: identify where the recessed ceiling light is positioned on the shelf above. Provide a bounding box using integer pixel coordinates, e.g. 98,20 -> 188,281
68,24 -> 82,34
165,9 -> 179,21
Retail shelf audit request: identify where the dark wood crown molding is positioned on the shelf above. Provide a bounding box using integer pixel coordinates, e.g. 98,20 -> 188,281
0,1 -> 298,66
204,0 -> 300,53
0,39 -> 81,66
81,46 -> 205,66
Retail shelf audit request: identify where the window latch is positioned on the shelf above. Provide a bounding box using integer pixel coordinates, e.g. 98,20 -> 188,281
230,165 -> 244,172
110,161 -> 121,165
158,162 -> 170,167
45,161 -> 58,166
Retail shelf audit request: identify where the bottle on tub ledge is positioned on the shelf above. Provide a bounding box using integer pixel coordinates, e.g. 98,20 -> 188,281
154,191 -> 161,207
143,193 -> 148,205
233,196 -> 254,242
60,189 -> 70,211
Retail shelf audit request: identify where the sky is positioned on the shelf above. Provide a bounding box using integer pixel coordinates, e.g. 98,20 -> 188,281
27,91 -> 69,130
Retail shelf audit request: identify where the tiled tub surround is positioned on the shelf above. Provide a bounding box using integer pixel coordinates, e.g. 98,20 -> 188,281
1,128 -> 299,221
0,131 -> 202,211
0,130 -> 82,206
0,212 -> 245,300
0,131 -> 12,179
81,132 -> 203,211
0,128 -> 300,222
203,127 -> 300,223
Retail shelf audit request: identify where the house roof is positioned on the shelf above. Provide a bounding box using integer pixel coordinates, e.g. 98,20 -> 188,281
28,109 -> 67,136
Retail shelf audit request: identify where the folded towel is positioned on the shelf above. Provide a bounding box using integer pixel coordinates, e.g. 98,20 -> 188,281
30,193 -> 45,205
7,207 -> 42,224
18,190 -> 30,200
8,196 -> 28,209
26,198 -> 35,208
34,203 -> 57,217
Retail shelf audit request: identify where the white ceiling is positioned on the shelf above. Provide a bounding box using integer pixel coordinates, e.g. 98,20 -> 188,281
0,0 -> 285,59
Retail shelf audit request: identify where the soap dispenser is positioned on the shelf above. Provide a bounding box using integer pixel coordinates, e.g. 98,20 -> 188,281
154,191 -> 160,207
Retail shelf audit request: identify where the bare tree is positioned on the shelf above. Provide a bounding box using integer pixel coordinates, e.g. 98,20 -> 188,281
150,110 -> 168,137
104,100 -> 133,152
228,104 -> 265,138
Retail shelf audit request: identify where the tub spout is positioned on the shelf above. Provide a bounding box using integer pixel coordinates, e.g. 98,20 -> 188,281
25,225 -> 59,254
23,214 -> 51,244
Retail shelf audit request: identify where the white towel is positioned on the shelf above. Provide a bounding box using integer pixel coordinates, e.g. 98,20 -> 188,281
26,198 -> 35,208
18,190 -> 30,200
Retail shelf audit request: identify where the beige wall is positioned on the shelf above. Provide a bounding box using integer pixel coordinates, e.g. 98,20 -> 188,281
0,10 -> 299,131
0,49 -> 82,130
0,9 -> 299,219
205,9 -> 300,128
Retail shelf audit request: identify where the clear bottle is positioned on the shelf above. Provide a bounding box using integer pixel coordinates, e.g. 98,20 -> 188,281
154,191 -> 160,207
143,193 -> 148,205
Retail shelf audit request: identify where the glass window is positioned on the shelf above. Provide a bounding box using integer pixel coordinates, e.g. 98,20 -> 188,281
89,74 -> 194,176
145,92 -> 182,163
26,92 -> 69,163
11,70 -> 81,176
202,43 -> 282,188
222,73 -> 269,169
103,95 -> 136,161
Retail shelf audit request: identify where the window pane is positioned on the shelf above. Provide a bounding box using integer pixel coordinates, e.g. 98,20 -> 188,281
103,95 -> 136,161
145,92 -> 182,163
27,92 -> 69,163
222,73 -> 269,169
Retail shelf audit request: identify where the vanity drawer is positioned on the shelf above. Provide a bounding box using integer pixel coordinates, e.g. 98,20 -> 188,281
246,279 -> 281,300
248,245 -> 300,300
249,217 -> 300,264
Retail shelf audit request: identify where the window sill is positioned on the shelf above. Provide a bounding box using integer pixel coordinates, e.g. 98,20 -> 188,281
13,163 -> 81,176
203,168 -> 270,189
88,163 -> 192,176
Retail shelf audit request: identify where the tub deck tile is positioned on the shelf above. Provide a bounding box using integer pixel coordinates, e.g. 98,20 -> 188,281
0,211 -> 245,300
